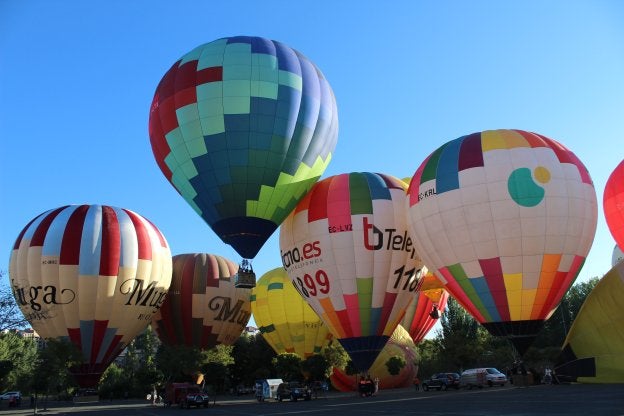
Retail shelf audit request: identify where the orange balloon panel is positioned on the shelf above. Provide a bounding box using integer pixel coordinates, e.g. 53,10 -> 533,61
9,205 -> 172,387
152,253 -> 252,349
251,267 -> 333,358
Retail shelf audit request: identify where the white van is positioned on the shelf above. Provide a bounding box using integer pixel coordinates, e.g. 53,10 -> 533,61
460,368 -> 507,388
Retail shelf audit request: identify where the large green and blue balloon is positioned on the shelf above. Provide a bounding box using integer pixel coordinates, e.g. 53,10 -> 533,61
149,36 -> 339,259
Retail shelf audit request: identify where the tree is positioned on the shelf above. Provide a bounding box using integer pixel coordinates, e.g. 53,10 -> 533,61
272,353 -> 303,381
32,338 -> 82,399
385,356 -> 406,376
156,344 -> 206,383
230,334 -> 276,386
322,342 -> 350,372
301,354 -> 331,381
202,344 -> 235,394
0,331 -> 38,391
0,272 -> 29,331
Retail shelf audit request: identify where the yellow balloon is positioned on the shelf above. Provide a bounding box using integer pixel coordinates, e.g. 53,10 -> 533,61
555,261 -> 624,383
251,267 -> 333,358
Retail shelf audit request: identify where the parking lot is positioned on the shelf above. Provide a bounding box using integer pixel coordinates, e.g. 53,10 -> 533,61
2,383 -> 624,416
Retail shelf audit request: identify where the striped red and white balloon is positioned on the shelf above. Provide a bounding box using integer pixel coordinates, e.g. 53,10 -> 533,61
152,253 -> 252,350
8,204 -> 172,387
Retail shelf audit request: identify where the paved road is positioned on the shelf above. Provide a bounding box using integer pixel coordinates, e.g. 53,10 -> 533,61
3,383 -> 624,416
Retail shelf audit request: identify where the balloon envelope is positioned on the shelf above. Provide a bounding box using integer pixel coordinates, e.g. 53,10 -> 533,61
604,160 -> 624,252
330,325 -> 417,391
149,36 -> 339,259
406,130 -> 598,355
152,253 -> 252,349
400,272 -> 449,344
9,205 -> 172,387
555,260 -> 624,383
280,172 -> 425,372
251,267 -> 333,358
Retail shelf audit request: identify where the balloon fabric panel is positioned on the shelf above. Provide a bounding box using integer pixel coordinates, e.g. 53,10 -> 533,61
604,160 -> 624,252
9,205 -> 172,387
149,36 -> 339,259
406,130 -> 597,354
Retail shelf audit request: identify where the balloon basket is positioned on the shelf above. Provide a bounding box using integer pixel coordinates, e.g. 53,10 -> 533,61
235,270 -> 256,288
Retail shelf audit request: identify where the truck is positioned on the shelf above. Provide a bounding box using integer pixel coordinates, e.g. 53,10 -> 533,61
163,382 -> 209,408
254,379 -> 283,402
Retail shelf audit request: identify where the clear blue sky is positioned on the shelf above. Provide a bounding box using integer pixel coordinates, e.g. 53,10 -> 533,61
1,1 -> 623,330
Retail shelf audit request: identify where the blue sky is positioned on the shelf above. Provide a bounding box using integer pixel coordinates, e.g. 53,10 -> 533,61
1,1 -> 623,330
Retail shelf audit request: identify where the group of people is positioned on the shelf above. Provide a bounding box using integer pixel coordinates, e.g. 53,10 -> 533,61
358,375 -> 379,397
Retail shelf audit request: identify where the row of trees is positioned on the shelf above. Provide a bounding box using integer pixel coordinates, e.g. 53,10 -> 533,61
0,276 -> 598,398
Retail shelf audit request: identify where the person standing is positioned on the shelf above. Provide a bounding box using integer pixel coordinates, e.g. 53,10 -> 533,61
413,376 -> 420,391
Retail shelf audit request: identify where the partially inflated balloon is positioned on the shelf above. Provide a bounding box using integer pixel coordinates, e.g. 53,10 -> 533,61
330,325 -> 417,391
149,36 -> 339,259
9,205 -> 172,387
251,267 -> 333,358
400,272 -> 449,344
406,130 -> 597,355
604,160 -> 624,252
280,172 -> 425,372
555,260 -> 624,383
152,253 -> 252,349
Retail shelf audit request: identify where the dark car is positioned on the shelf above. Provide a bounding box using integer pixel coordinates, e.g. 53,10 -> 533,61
421,372 -> 461,391
182,392 -> 210,408
275,382 -> 312,402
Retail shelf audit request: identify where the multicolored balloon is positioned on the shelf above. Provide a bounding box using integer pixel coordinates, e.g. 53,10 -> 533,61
400,272 -> 449,344
330,324 -> 417,391
251,267 -> 333,358
406,129 -> 598,355
149,36 -> 339,259
152,253 -> 252,349
604,160 -> 624,252
555,260 -> 624,383
280,172 -> 425,372
9,205 -> 172,387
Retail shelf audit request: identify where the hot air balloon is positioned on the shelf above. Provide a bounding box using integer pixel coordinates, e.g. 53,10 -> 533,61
612,244 -> 623,267
555,260 -> 624,383
279,172 -> 425,372
400,272 -> 449,344
148,36 -> 339,286
330,324 -> 417,391
406,129 -> 598,355
152,253 -> 252,349
251,267 -> 333,358
9,205 -> 172,387
604,160 -> 624,251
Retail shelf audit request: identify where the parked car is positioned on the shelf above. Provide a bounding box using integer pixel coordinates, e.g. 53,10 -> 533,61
182,392 -> 210,408
0,391 -> 21,401
460,367 -> 507,388
275,381 -> 312,402
421,373 -> 461,391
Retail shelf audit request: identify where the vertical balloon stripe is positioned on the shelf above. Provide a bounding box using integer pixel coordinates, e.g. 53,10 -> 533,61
14,209 -> 51,249
124,209 -> 152,260
67,327 -> 82,351
479,258 -> 510,321
349,173 -> 374,215
327,174 -> 351,228
438,266 -> 487,322
181,257 -> 195,345
90,320 -> 109,363
95,327 -> 117,363
79,206 -> 104,276
379,292 -> 397,334
80,320 -> 94,361
436,138 -> 463,194
60,205 -> 89,266
30,207 -> 66,247
319,297 -> 345,338
307,178 -> 330,220
100,334 -> 123,365
344,293 -> 361,337
458,133 -> 484,170
98,206 -> 120,277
